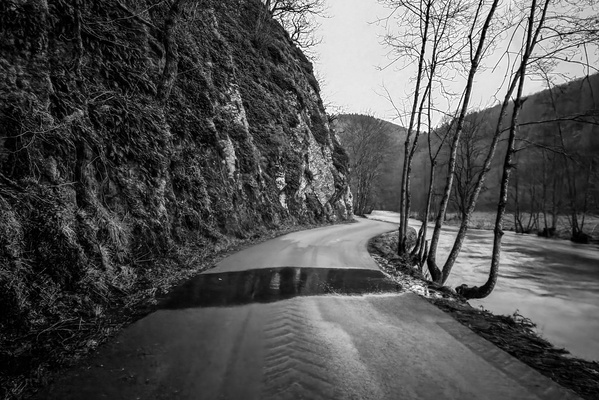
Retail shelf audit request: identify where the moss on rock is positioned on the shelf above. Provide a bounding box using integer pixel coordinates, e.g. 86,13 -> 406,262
0,0 -> 352,396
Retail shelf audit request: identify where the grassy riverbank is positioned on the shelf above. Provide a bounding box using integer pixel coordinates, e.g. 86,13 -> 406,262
368,231 -> 599,400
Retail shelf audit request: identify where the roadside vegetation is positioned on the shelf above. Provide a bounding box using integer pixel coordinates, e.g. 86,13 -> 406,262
339,0 -> 599,299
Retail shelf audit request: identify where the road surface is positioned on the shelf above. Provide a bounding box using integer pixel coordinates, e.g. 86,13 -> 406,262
206,217 -> 394,273
39,218 -> 580,399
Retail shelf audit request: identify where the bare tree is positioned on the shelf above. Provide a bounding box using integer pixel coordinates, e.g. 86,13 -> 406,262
544,75 -> 599,243
411,111 -> 454,270
427,0 -> 596,289
262,0 -> 326,50
426,0 -> 502,283
336,115 -> 395,215
451,111 -> 490,220
457,0 -> 551,299
379,0 -> 472,257
510,149 -> 542,234
385,0 -> 432,256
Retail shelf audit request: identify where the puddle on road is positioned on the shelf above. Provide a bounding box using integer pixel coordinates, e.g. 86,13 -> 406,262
161,267 -> 401,309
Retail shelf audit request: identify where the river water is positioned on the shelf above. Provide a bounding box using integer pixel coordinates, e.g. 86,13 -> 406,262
367,211 -> 599,362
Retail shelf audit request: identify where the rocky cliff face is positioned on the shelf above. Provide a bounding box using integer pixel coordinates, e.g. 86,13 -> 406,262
0,0 -> 351,385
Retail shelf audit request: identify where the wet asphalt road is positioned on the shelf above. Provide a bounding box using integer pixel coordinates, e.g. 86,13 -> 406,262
39,218 -> 581,400
205,217 -> 394,273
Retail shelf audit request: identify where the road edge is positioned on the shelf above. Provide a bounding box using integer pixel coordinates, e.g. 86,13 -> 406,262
368,231 -> 599,400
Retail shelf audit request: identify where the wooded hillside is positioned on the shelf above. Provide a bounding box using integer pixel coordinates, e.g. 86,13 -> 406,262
334,114 -> 405,214
339,74 -> 599,237
413,74 -> 599,231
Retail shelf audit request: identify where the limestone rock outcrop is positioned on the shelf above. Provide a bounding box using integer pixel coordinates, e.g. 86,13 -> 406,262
0,0 -> 352,349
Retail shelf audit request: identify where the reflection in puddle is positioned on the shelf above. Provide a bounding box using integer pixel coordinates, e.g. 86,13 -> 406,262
161,267 -> 401,309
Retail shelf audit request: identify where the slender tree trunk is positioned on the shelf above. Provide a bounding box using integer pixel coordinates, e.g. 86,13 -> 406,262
545,69 -> 582,240
514,169 -> 522,233
405,74 -> 434,255
414,160 -> 435,265
157,0 -> 184,103
398,0 -> 431,256
527,179 -> 537,232
458,0 -> 550,299
427,0 -> 501,283
541,149 -> 549,232
551,156 -> 558,231
412,85 -> 441,266
436,74 -> 517,284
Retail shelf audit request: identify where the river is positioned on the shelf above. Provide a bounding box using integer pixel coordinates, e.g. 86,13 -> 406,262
367,211 -> 599,362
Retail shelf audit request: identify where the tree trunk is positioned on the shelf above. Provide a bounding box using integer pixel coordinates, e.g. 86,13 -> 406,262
74,0 -> 84,83
436,72 -> 517,284
412,159 -> 435,267
541,149 -> 549,232
412,84 -> 441,268
398,0 -> 431,256
513,169 -> 522,233
458,0 -> 550,299
157,0 -> 184,103
427,0 -> 501,284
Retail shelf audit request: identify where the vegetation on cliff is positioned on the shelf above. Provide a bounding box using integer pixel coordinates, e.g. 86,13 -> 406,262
0,0 -> 352,396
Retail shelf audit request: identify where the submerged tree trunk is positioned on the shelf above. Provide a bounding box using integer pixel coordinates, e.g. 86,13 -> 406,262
397,0 -> 431,256
412,159 -> 435,267
513,168 -> 523,233
412,85 -> 445,269
458,0 -> 550,299
436,68 -> 520,285
405,74 -> 434,257
427,0 -> 500,283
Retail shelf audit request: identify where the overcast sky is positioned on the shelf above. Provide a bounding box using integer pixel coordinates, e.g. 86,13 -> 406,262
314,0 -> 402,120
313,0 -> 598,125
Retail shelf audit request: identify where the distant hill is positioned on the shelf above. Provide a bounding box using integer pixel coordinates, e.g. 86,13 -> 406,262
335,73 -> 599,227
411,73 -> 599,216
333,114 -> 406,212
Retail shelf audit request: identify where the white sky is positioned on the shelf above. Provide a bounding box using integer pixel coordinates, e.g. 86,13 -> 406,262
313,0 -> 598,126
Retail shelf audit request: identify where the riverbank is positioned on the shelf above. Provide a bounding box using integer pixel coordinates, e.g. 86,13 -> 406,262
441,211 -> 599,244
0,219 -> 355,400
368,231 -> 599,400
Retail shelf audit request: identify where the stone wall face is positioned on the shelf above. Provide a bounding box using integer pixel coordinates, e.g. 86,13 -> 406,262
0,0 -> 352,357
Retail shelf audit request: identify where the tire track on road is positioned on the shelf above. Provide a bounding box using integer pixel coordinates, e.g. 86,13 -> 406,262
261,300 -> 339,400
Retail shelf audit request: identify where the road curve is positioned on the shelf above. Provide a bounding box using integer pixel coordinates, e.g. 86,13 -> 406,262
207,217 -> 396,273
39,218 -> 581,400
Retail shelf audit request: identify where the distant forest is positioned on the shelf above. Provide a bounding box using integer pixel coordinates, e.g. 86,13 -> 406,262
336,73 -> 599,238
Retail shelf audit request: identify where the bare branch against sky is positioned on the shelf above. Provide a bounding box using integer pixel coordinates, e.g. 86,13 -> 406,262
313,0 -> 599,126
